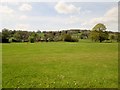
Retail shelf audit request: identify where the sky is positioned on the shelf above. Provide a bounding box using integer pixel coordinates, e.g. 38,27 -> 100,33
0,1 -> 118,32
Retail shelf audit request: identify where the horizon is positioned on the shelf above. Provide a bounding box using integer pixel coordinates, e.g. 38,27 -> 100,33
1,28 -> 119,33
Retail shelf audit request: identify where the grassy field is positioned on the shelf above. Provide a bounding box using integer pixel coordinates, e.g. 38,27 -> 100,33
2,41 -> 118,88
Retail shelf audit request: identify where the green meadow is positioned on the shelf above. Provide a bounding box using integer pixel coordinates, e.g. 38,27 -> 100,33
2,41 -> 118,88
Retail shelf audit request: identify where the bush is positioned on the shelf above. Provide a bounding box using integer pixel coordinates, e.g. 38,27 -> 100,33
9,38 -> 12,43
103,40 -> 112,43
29,36 -> 35,43
71,37 -> 79,42
64,34 -> 79,42
53,36 -> 63,42
2,39 -> 9,43
9,37 -> 16,43
64,34 -> 72,42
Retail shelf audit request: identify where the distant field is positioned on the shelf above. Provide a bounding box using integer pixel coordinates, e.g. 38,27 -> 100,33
2,42 -> 118,88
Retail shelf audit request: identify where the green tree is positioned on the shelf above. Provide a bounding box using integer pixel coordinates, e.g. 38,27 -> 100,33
92,23 -> 106,31
90,31 -> 99,42
109,34 -> 115,42
21,31 -> 30,42
2,28 -> 12,43
116,33 -> 120,42
29,36 -> 35,43
90,23 -> 108,42
2,28 -> 11,39
13,31 -> 22,42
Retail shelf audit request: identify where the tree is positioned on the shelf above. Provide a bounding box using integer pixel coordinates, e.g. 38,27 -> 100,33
29,36 -> 35,43
2,28 -> 11,39
109,34 -> 115,42
13,31 -> 22,42
90,23 -> 108,42
90,31 -> 99,42
80,32 -> 89,39
21,31 -> 30,42
2,28 -> 11,43
116,33 -> 120,42
92,23 -> 106,31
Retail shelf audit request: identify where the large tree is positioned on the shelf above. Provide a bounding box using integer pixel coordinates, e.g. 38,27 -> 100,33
2,28 -> 12,43
90,23 -> 108,42
2,28 -> 11,39
13,31 -> 22,42
92,23 -> 106,31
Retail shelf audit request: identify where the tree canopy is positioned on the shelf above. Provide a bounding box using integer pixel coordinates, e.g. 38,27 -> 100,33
92,23 -> 106,31
90,23 -> 108,42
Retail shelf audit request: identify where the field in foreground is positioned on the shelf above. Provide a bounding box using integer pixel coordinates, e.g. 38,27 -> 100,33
2,42 -> 118,88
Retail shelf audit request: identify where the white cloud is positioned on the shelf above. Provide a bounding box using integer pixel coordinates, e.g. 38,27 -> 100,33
26,15 -> 81,25
1,0 -> 23,2
80,10 -> 91,15
66,16 -> 81,24
91,7 -> 118,24
0,0 -> 119,2
0,5 -> 14,14
0,5 -> 16,23
15,24 -> 30,30
19,15 -> 28,20
19,3 -> 32,11
82,6 -> 118,31
104,7 -> 118,17
55,2 -> 80,14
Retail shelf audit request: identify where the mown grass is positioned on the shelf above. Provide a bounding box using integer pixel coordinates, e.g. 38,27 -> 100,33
2,41 -> 118,88
0,44 -> 2,89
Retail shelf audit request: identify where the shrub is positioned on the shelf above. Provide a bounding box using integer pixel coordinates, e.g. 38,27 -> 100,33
71,37 -> 79,42
64,34 -> 72,42
53,36 -> 63,42
9,38 -> 12,43
2,39 -> 9,43
8,37 -> 16,43
29,36 -> 35,43
64,34 -> 79,42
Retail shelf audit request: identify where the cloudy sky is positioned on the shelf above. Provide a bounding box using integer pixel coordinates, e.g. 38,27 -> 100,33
0,1 -> 118,32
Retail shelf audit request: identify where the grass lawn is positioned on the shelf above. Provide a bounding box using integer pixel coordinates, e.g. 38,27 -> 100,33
2,42 -> 118,88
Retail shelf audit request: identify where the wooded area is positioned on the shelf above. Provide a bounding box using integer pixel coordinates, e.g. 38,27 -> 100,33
1,23 -> 119,43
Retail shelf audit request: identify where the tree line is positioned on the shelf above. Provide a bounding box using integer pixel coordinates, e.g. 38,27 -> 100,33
0,23 -> 119,43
